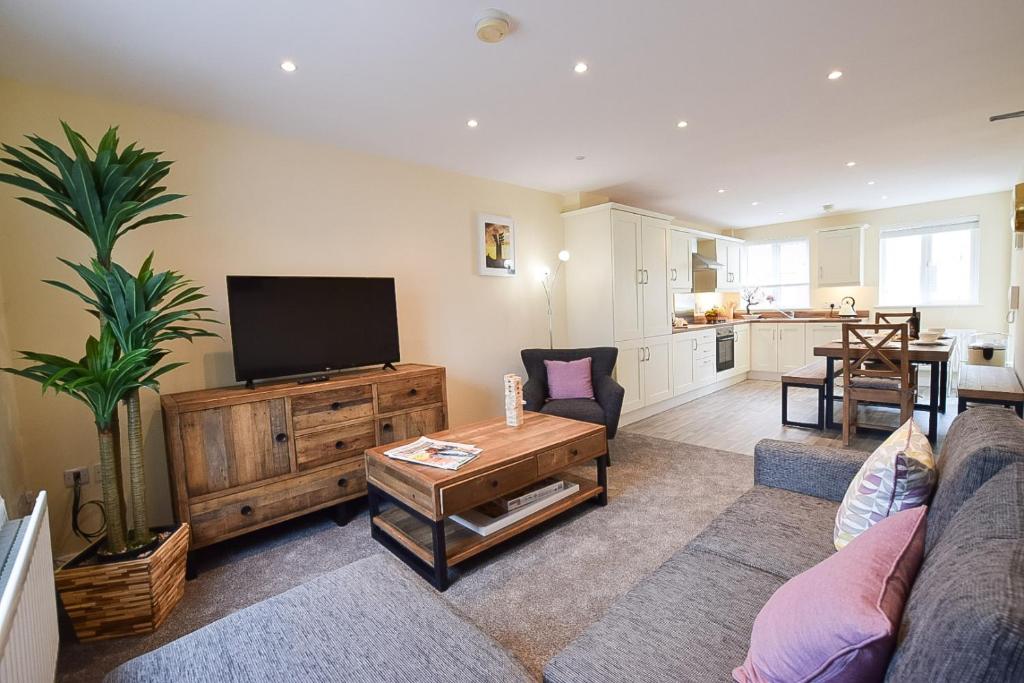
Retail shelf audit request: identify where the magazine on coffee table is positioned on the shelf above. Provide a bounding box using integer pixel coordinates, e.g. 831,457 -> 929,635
382,437 -> 481,470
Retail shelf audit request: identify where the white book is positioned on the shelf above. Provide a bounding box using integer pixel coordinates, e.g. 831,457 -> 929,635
450,483 -> 581,536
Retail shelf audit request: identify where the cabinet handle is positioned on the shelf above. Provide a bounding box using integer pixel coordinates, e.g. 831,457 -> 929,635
692,339 -> 697,351
382,422 -> 392,431
671,268 -> 677,281
337,477 -> 348,488
330,401 -> 342,411
570,447 -> 579,456
646,347 -> 651,361
275,432 -> 287,443
644,269 -> 650,284
240,505 -> 254,516
408,388 -> 418,396
639,347 -> 644,363
490,479 -> 500,488
637,269 -> 644,284
334,440 -> 346,450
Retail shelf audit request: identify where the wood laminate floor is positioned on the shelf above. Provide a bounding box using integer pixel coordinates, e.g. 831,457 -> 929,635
623,379 -> 959,455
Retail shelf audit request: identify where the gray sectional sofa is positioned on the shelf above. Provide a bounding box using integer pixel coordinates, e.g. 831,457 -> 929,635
107,407 -> 1024,683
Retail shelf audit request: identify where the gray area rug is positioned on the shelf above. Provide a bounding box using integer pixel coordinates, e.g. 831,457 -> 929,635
57,433 -> 754,681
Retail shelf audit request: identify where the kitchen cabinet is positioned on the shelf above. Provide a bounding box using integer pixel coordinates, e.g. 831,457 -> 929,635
611,210 -> 644,342
734,323 -> 751,372
672,333 -> 696,396
751,323 -> 779,372
778,324 -> 807,374
694,330 -> 717,384
642,335 -> 673,404
805,323 -> 842,361
641,218 -> 672,338
718,240 -> 743,291
615,338 -> 644,414
818,226 -> 864,286
669,229 -> 695,291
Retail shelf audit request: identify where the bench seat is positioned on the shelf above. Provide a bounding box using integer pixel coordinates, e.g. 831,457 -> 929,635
781,361 -> 827,429
781,360 -> 827,386
957,365 -> 1024,416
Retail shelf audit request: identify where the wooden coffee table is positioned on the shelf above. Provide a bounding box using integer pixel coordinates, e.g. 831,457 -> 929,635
364,412 -> 608,590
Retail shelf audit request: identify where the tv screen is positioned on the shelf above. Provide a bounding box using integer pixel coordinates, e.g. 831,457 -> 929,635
226,276 -> 400,383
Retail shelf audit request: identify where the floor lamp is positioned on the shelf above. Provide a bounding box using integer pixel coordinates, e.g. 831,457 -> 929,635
538,250 -> 570,349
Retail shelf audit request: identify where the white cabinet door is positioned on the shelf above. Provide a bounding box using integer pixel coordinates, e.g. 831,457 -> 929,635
805,323 -> 842,365
672,333 -> 696,396
734,323 -> 751,372
778,324 -> 807,373
642,335 -> 673,405
611,210 -> 643,341
615,338 -> 644,413
751,323 -> 779,372
818,227 -> 863,286
641,217 -> 672,338
694,355 -> 717,384
669,230 -> 694,291
726,242 -> 743,290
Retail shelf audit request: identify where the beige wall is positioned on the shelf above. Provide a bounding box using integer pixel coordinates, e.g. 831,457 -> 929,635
0,262 -> 27,518
737,192 -> 1014,332
0,78 -> 568,553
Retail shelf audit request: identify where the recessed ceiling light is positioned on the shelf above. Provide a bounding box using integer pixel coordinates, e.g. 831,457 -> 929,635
846,161 -> 857,167
575,155 -> 586,161
676,120 -> 689,128
467,119 -> 479,128
828,70 -> 843,80
867,180 -> 876,185
717,188 -> 726,194
751,201 -> 760,206
574,62 -> 588,74
777,212 -> 785,217
280,60 -> 297,73
881,195 -> 889,200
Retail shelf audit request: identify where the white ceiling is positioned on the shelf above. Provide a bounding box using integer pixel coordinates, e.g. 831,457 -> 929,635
1,0 -> 1022,228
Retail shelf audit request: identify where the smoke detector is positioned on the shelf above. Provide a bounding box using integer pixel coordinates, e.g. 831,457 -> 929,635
475,9 -> 512,43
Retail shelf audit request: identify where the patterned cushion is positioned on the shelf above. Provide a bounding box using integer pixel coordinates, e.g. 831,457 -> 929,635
834,418 -> 935,550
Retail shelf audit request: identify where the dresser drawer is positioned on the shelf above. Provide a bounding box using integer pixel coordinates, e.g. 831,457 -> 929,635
377,373 -> 443,413
377,406 -> 447,445
189,460 -> 366,547
295,419 -> 377,471
291,385 -> 374,432
439,458 -> 538,516
536,432 -> 607,477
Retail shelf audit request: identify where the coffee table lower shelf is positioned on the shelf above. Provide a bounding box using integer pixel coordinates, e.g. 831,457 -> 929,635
369,475 -> 603,590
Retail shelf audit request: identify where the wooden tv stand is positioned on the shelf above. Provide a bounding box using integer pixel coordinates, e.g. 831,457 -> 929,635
161,364 -> 448,557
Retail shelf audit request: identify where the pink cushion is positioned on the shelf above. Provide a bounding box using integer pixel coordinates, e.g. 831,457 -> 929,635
733,505 -> 927,683
544,357 -> 595,400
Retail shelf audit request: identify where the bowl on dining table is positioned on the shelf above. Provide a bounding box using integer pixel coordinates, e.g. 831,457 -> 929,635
925,327 -> 945,337
917,331 -> 941,343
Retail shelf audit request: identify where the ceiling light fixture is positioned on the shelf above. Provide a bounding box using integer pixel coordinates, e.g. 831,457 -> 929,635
867,180 -> 876,185
881,195 -> 889,200
846,161 -> 857,167
574,62 -> 588,74
280,60 -> 297,72
717,188 -> 726,194
751,201 -> 760,206
676,120 -> 688,128
467,119 -> 479,128
575,155 -> 586,161
828,70 -> 843,80
475,9 -> 512,43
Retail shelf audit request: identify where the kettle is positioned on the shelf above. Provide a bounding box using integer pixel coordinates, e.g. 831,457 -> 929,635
838,296 -> 857,318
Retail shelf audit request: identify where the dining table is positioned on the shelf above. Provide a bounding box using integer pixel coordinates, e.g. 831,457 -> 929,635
813,337 -> 958,442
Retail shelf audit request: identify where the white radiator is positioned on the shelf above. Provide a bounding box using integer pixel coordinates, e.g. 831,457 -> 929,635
0,492 -> 59,683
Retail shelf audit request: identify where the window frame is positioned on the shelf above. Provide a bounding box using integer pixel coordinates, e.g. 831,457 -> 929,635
741,237 -> 811,310
877,217 -> 981,308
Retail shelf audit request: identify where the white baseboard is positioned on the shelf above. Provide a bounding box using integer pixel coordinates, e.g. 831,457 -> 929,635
747,371 -> 783,382
620,373 -> 749,426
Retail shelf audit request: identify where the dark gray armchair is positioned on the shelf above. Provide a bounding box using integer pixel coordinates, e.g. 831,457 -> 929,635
520,347 -> 625,439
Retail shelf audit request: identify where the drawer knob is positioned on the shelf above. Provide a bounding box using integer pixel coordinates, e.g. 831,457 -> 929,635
275,432 -> 287,443
382,422 -> 392,431
240,505 -> 254,516
330,401 -> 342,411
337,477 -> 348,488
408,388 -> 418,396
570,448 -> 579,456
491,480 -> 499,488
335,440 -> 346,450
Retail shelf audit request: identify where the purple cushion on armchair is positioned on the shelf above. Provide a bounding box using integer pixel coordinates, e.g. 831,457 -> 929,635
544,357 -> 595,400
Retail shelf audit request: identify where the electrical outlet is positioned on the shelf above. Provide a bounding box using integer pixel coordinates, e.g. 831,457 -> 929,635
63,466 -> 90,487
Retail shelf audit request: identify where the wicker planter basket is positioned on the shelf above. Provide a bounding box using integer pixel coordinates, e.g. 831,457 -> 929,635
55,523 -> 189,641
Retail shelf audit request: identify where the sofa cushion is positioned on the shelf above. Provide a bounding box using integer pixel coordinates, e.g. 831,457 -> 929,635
734,506 -> 926,683
834,418 -> 934,550
540,397 -> 605,424
545,548 -> 784,683
885,464 -> 1024,682
545,357 -> 595,399
926,406 -> 1024,550
105,554 -> 531,683
689,485 -> 838,579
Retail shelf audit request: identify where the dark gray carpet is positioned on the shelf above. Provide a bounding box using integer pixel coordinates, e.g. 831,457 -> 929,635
57,433 -> 754,682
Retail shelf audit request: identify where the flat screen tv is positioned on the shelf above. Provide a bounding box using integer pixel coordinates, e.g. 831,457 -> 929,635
226,276 -> 400,384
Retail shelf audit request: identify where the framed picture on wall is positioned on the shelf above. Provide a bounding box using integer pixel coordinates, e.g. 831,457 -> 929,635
477,213 -> 516,276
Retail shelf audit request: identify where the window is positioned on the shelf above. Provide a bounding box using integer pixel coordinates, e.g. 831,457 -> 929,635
742,239 -> 810,309
878,218 -> 980,306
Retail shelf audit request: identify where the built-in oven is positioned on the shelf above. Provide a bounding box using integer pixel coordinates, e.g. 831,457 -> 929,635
716,326 -> 735,372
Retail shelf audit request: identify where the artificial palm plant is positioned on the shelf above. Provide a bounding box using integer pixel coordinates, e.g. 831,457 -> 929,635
0,122 -> 215,556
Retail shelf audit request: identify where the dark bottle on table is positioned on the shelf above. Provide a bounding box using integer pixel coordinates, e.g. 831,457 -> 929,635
908,307 -> 920,340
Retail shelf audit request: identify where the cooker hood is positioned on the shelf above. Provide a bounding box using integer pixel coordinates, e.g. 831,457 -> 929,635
692,252 -> 725,271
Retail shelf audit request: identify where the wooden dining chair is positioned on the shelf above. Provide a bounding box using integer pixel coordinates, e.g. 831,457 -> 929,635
875,311 -> 914,325
841,323 -> 917,446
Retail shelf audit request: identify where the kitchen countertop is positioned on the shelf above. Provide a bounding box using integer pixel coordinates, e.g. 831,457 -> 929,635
672,317 -> 867,333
